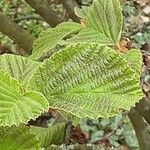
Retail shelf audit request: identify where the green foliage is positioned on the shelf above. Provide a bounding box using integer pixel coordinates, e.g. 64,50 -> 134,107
0,70 -> 49,126
67,27 -> 114,45
31,22 -> 82,60
28,43 -> 143,119
31,0 -> 123,60
123,49 -> 142,78
30,123 -> 66,148
0,54 -> 40,88
86,0 -> 123,43
0,125 -> 41,150
0,0 -> 144,149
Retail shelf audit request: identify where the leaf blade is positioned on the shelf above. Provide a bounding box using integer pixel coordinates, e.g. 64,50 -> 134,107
31,22 -> 82,60
28,43 -> 143,119
0,125 -> 41,150
0,70 -> 49,126
0,54 -> 40,88
30,123 -> 66,148
86,0 -> 123,43
67,27 -> 114,45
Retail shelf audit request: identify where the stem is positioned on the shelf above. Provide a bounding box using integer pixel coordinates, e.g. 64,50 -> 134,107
128,108 -> 150,150
14,15 -> 42,23
135,98 -> 150,125
25,0 -> 62,27
0,12 -> 35,53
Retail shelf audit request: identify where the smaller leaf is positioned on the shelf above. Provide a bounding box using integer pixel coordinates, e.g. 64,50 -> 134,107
74,6 -> 90,19
0,125 -> 41,150
0,54 -> 40,88
67,27 -> 114,45
30,123 -> 66,148
0,70 -> 49,126
86,0 -> 123,43
31,22 -> 82,60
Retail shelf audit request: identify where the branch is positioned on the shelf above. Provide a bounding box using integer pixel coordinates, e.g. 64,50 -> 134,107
128,108 -> 150,150
0,12 -> 35,54
135,98 -> 150,125
25,0 -> 62,27
61,0 -> 80,22
14,15 -> 43,23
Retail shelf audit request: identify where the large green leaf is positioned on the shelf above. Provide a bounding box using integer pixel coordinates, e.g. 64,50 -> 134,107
31,22 -> 82,60
86,0 -> 123,43
0,70 -> 49,126
28,43 -> 144,119
0,54 -> 40,88
0,125 -> 41,150
30,123 -> 66,148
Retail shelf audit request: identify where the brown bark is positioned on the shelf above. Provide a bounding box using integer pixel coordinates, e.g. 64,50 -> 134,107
128,108 -> 150,150
135,98 -> 150,125
61,0 -> 80,22
25,0 -> 62,27
0,12 -> 35,54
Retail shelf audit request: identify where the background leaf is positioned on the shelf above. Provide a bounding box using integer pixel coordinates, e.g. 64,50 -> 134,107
0,125 -> 41,150
67,27 -> 114,45
28,43 -> 143,119
0,54 -> 40,88
0,70 -> 49,126
31,22 -> 82,60
86,0 -> 123,43
30,123 -> 66,148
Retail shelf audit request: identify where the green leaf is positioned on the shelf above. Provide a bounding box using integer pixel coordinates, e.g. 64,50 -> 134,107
31,22 -> 82,60
30,123 -> 66,148
0,125 -> 41,150
28,43 -> 143,119
67,27 -> 114,45
74,6 -> 90,19
86,0 -> 123,43
0,70 -> 49,126
123,49 -> 142,78
0,54 -> 40,88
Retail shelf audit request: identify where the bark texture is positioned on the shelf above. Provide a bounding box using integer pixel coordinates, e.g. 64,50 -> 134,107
61,0 -> 80,22
0,12 -> 35,53
25,0 -> 61,27
129,108 -> 150,150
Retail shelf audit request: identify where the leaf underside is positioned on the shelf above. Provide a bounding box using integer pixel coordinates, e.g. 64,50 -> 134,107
0,70 -> 49,126
28,43 -> 143,119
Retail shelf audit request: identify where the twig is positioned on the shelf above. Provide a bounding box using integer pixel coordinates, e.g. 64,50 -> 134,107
93,111 -> 128,143
101,111 -> 128,141
25,0 -> 62,27
129,108 -> 150,150
0,11 -> 35,54
14,15 -> 43,23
